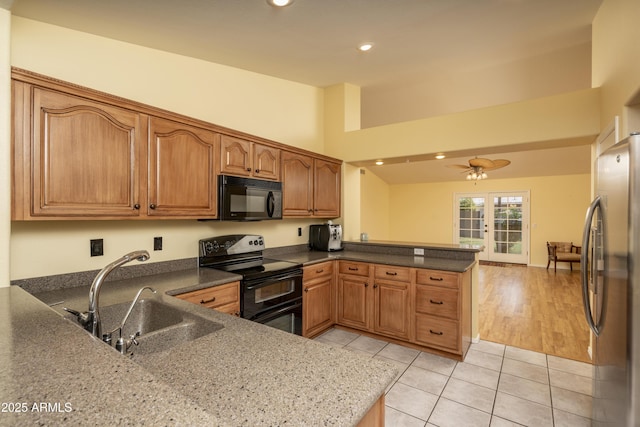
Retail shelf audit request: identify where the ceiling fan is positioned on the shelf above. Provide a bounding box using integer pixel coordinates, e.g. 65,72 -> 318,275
447,157 -> 511,181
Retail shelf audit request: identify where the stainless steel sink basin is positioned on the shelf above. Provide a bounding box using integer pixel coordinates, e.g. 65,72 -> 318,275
72,298 -> 223,356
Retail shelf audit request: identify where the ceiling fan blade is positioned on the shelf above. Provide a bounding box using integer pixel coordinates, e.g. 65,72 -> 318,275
446,164 -> 472,170
469,158 -> 495,169
483,159 -> 511,171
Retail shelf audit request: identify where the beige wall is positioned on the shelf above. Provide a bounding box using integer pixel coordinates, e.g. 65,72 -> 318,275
592,0 -> 640,136
360,174 -> 591,267
8,17 -> 326,280
363,41 -> 593,128
0,8 -> 10,287
359,168 -> 390,241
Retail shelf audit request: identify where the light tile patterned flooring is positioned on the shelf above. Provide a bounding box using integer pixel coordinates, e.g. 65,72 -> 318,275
314,328 -> 593,427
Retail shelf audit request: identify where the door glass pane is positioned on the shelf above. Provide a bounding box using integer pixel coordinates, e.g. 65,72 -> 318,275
458,197 -> 485,246
493,196 -> 523,255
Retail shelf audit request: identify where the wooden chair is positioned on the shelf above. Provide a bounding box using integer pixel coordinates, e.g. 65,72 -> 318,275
546,241 -> 581,272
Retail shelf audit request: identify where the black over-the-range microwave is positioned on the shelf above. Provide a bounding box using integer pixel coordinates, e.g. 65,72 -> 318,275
218,175 -> 283,221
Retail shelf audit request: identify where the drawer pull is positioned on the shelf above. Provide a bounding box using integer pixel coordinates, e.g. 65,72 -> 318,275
385,271 -> 398,276
430,299 -> 444,305
429,329 -> 444,336
316,269 -> 324,273
348,267 -> 359,271
200,296 -> 216,304
430,276 -> 444,281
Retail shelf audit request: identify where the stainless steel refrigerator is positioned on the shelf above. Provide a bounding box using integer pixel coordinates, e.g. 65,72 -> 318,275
582,133 -> 639,426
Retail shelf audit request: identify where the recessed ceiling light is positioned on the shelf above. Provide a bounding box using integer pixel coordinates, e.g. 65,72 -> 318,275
267,0 -> 293,7
435,154 -> 446,160
358,43 -> 374,52
375,160 -> 384,165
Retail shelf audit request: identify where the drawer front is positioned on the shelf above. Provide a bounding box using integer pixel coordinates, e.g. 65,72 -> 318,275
415,285 -> 459,319
374,265 -> 410,282
303,261 -> 334,281
416,269 -> 459,289
176,281 -> 240,310
415,313 -> 460,352
339,261 -> 370,277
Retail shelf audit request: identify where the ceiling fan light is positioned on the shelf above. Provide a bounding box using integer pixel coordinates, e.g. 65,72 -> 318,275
466,174 -> 472,180
481,172 -> 488,179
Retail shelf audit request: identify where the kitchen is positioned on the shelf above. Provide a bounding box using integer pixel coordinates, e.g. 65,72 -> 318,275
1,0 -> 640,425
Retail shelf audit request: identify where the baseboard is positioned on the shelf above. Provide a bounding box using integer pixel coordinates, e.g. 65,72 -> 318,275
472,334 -> 480,344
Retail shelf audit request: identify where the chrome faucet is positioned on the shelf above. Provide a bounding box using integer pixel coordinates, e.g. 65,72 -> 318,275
107,286 -> 157,355
85,250 -> 150,339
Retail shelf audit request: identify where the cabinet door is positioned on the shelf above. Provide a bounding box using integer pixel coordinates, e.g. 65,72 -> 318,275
337,275 -> 370,331
303,274 -> 333,337
374,279 -> 411,339
148,117 -> 218,217
282,151 -> 313,216
220,135 -> 251,177
31,88 -> 144,217
253,143 -> 280,181
313,159 -> 341,218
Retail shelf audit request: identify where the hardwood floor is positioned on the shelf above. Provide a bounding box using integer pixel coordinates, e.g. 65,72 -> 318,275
478,264 -> 592,363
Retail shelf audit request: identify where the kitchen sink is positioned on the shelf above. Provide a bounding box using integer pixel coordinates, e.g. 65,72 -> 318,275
69,298 -> 223,356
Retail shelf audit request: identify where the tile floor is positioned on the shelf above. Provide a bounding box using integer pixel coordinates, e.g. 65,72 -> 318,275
314,328 -> 593,427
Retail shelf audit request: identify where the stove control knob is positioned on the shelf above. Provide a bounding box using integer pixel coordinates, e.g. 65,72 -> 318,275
253,239 -> 259,245
204,242 -> 214,254
259,239 -> 264,246
212,242 -> 219,251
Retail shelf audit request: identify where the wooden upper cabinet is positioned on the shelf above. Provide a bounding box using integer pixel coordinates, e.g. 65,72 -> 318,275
282,151 -> 341,218
148,116 -> 219,217
282,151 -> 314,216
314,159 -> 341,218
28,87 -> 144,218
220,135 -> 279,181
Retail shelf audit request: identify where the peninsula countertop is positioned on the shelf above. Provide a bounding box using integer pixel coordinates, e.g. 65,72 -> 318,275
2,268 -> 397,426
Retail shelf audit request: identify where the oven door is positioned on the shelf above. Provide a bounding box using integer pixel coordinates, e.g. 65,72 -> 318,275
252,299 -> 303,336
242,270 -> 302,322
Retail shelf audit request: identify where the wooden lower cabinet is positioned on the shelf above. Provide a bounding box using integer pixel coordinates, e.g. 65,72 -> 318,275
329,260 -> 471,360
373,265 -> 411,340
413,268 -> 471,359
175,281 -> 241,316
302,261 -> 334,337
337,261 -> 371,331
356,394 -> 385,427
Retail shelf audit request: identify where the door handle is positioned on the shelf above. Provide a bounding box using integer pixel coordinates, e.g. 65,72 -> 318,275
581,195 -> 602,336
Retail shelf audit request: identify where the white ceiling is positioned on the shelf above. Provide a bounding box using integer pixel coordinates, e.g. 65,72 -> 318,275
9,0 -> 602,184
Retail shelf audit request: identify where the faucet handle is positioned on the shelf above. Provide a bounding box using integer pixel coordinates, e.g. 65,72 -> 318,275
63,307 -> 90,327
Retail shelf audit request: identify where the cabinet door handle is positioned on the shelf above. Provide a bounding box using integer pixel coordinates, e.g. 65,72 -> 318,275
430,299 -> 444,305
304,288 -> 309,292
430,276 -> 444,281
348,267 -> 359,271
385,271 -> 398,276
429,329 -> 443,336
200,296 -> 216,304
364,283 -> 369,287
133,204 -> 140,210
246,167 -> 252,171
255,169 -> 260,173
150,204 -> 156,209
373,284 -> 378,289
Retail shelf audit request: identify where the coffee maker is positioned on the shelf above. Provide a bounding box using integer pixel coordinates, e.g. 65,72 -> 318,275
309,223 -> 343,252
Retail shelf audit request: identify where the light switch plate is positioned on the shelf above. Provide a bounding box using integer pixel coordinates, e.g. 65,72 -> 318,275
414,248 -> 425,256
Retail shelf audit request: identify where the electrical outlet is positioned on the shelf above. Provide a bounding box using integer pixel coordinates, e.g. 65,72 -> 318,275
154,236 -> 163,251
90,239 -> 104,257
298,227 -> 302,237
414,248 -> 425,256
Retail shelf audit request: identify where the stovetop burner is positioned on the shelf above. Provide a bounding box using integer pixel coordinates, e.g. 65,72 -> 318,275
198,235 -> 302,280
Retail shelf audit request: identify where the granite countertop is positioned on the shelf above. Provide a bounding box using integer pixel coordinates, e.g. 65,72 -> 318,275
271,249 -> 477,273
2,268 -> 398,426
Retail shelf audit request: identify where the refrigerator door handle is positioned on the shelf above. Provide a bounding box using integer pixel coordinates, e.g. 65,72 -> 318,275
581,195 -> 601,337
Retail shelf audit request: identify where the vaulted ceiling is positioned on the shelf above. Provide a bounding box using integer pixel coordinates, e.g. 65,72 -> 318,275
9,0 -> 602,182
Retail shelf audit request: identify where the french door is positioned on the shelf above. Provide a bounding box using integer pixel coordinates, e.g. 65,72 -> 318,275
454,191 -> 529,264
